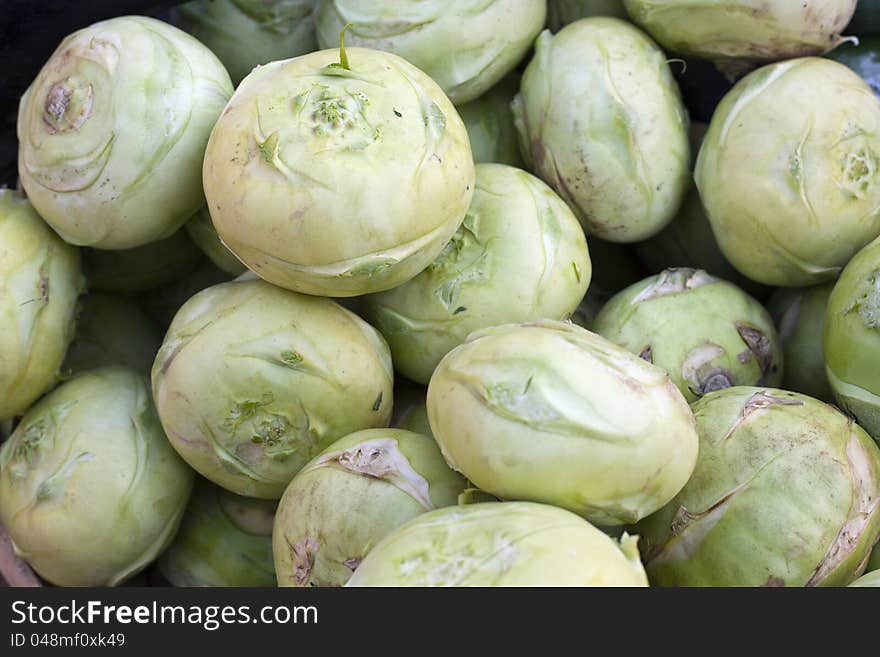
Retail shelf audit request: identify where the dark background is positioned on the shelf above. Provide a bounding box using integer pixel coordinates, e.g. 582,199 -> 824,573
0,0 -> 731,187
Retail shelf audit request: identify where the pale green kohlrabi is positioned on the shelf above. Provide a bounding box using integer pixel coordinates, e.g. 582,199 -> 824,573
695,58 -> 880,287
273,428 -> 466,587
456,75 -> 524,167
173,0 -> 317,85
185,207 -> 246,276
203,45 -> 474,297
427,320 -> 698,525
364,163 -> 591,384
593,268 -> 782,403
624,0 -> 856,75
82,227 -> 202,293
548,0 -> 628,31
346,502 -> 648,586
16,16 -> 233,249
0,189 -> 84,420
314,1 -> 546,105
62,292 -> 161,375
767,283 -> 834,401
512,19 -> 690,243
151,278 -> 394,499
159,479 -> 277,587
0,367 -> 194,586
823,236 -> 880,442
637,387 -> 880,586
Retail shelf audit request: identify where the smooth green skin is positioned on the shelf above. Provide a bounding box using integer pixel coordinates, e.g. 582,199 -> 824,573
0,367 -> 194,586
273,428 -> 465,587
824,236 -> 880,441
427,320 -> 698,525
849,569 -> 880,586
346,502 -> 648,586
138,261 -> 232,331
83,227 -> 202,293
0,190 -> 84,420
624,0 -> 855,70
151,279 -> 394,499
457,76 -> 524,167
173,0 -> 317,85
767,283 -> 834,401
159,479 -> 277,587
17,16 -> 233,249
637,386 -> 880,587
827,36 -> 880,97
185,207 -> 246,276
593,268 -> 782,403
314,1 -> 546,105
634,187 -> 769,300
696,58 -> 880,287
364,164 -> 591,384
513,19 -> 690,243
62,292 -> 161,374
548,0 -> 628,30
204,47 -> 474,297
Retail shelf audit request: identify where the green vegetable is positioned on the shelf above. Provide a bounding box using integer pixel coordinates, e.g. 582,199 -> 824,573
456,76 -> 524,167
637,387 -> 880,586
203,45 -> 474,297
513,19 -> 690,243
0,189 -> 83,420
695,57 -> 880,287
624,0 -> 856,75
159,479 -> 277,587
16,16 -> 233,249
314,0 -> 546,105
426,320 -> 698,525
767,283 -> 834,401
0,367 -> 194,586
593,268 -> 782,403
185,207 -> 246,276
63,293 -> 161,374
83,228 -> 202,293
273,428 -> 465,587
364,163 -> 591,384
346,502 -> 649,586
151,278 -> 394,498
173,0 -> 317,85
824,237 -> 880,441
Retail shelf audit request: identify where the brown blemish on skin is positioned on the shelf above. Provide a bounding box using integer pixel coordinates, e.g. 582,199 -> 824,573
289,536 -> 319,587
